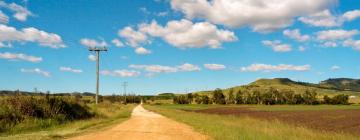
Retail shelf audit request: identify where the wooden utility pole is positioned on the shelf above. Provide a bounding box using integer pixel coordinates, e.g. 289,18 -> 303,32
89,47 -> 107,104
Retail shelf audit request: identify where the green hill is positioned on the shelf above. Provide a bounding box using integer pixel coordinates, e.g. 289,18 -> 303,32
194,78 -> 360,96
319,78 -> 360,91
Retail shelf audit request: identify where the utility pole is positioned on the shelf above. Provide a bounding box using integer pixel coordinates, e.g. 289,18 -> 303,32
89,47 -> 107,104
122,82 -> 128,95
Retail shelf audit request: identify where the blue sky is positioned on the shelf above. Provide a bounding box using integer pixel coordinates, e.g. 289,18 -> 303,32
0,0 -> 360,95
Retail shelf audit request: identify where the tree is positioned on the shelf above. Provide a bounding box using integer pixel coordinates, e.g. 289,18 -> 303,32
235,90 -> 244,104
227,88 -> 235,104
213,88 -> 226,104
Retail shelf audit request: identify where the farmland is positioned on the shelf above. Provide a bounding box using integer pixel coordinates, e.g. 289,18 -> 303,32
145,104 -> 360,140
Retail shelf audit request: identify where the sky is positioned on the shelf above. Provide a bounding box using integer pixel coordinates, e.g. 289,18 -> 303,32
0,0 -> 360,95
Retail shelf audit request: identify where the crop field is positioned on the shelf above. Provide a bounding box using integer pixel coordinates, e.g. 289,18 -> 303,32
145,104 -> 360,140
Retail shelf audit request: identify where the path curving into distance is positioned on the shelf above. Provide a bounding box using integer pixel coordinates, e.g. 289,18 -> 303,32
69,105 -> 208,140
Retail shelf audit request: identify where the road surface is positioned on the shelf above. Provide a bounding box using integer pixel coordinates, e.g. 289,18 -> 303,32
69,105 -> 208,140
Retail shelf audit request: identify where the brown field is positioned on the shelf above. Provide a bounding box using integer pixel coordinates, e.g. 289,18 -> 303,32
193,107 -> 360,136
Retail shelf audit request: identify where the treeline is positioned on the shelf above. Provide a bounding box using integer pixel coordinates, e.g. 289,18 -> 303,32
103,94 -> 142,104
174,88 -> 350,105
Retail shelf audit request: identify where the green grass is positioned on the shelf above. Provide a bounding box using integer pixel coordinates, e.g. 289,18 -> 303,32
145,104 -> 359,140
0,102 -> 135,140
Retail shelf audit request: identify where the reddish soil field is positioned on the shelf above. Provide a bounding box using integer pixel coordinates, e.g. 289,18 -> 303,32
193,107 -> 360,136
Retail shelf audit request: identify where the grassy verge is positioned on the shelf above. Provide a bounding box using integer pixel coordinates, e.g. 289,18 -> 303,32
0,102 -> 135,140
144,104 -> 358,140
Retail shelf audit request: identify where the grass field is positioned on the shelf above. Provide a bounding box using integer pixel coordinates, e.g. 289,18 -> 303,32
0,102 -> 135,140
145,104 -> 360,140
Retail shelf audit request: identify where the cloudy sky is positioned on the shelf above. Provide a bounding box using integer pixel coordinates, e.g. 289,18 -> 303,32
0,0 -> 360,94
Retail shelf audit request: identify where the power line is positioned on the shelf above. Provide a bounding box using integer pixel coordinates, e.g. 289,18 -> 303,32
89,47 -> 107,104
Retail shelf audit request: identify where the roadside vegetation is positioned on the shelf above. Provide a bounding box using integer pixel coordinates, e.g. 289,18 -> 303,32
0,92 -> 137,139
145,104 -> 360,140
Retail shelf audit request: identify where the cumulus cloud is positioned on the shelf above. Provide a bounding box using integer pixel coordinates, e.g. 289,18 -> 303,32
0,52 -> 42,62
241,64 -> 311,72
119,26 -> 148,48
0,10 -> 9,24
299,9 -> 360,27
323,41 -> 337,48
59,67 -> 83,73
129,64 -> 178,73
298,46 -> 306,52
138,19 -> 237,49
0,1 -> 33,21
342,10 -> 360,21
129,63 -> 200,74
88,54 -> 96,61
135,47 -> 152,55
0,42 -> 12,48
299,10 -> 340,27
170,0 -> 335,32
343,39 -> 360,50
111,38 -> 124,47
283,29 -> 310,42
204,64 -> 226,70
177,63 -> 200,71
330,65 -> 340,71
0,24 -> 65,48
100,69 -> 140,77
262,40 -> 292,52
20,68 -> 50,77
80,38 -> 107,48
316,29 -> 358,41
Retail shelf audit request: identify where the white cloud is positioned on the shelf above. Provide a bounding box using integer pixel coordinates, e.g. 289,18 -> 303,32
299,10 -> 340,27
0,52 -> 42,62
0,10 -> 9,24
129,63 -> 200,74
135,47 -> 152,55
139,19 -> 237,49
0,24 -> 65,48
283,29 -> 310,42
156,11 -> 168,17
59,67 -> 83,73
0,42 -> 12,48
170,0 -> 335,32
262,40 -> 292,52
330,65 -> 340,71
204,64 -> 226,70
316,29 -> 358,41
177,63 -> 200,71
299,9 -> 360,27
343,39 -> 360,50
119,26 -> 148,48
20,68 -> 50,77
111,38 -> 124,47
100,69 -> 140,77
0,1 -> 33,21
298,46 -> 306,52
241,64 -> 311,72
342,10 -> 360,21
88,54 -> 96,61
129,64 -> 178,73
80,38 -> 107,48
323,41 -> 337,48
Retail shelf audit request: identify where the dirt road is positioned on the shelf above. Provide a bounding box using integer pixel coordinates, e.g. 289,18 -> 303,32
69,105 -> 208,140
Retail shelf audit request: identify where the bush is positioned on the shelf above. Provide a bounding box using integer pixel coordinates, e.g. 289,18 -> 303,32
0,95 -> 94,132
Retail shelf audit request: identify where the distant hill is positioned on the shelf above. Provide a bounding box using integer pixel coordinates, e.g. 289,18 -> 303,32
194,78 -> 360,96
319,78 -> 360,91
